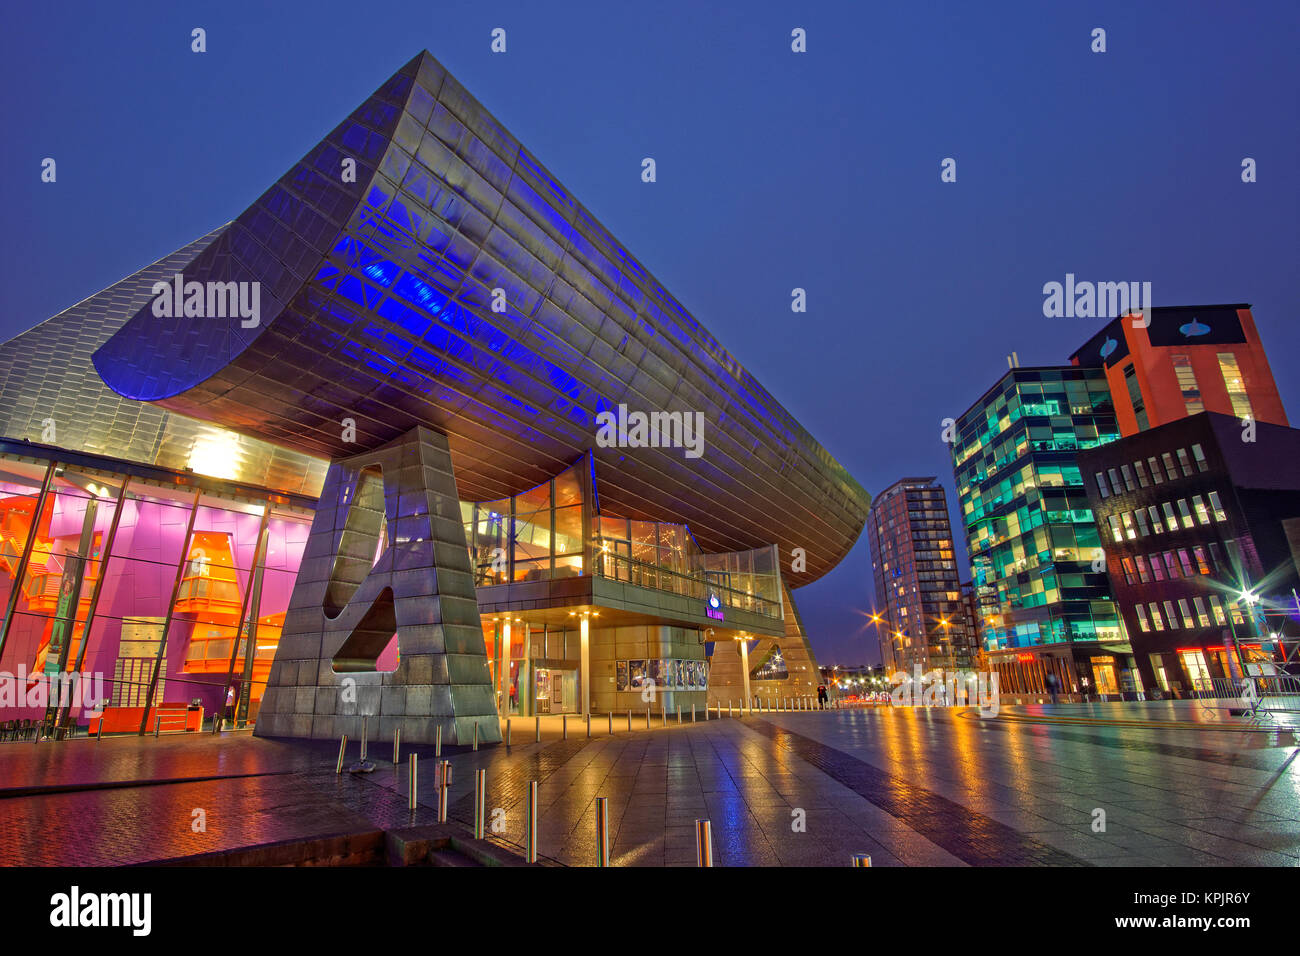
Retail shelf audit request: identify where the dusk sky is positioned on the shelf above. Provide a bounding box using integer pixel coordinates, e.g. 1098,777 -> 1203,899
2,0 -> 1296,665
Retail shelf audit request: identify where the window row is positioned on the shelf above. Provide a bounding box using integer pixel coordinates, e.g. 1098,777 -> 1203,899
1133,594 -> 1243,632
1105,491 -> 1227,542
1094,442 -> 1210,499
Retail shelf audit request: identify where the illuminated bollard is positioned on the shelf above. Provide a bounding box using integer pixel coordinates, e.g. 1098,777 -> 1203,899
336,734 -> 348,774
408,753 -> 418,810
393,727 -> 401,765
595,796 -> 610,867
608,712 -> 613,735
692,706 -> 697,723
852,853 -> 872,867
506,718 -> 511,746
562,714 -> 568,740
525,781 -> 539,863
627,710 -> 632,732
473,722 -> 479,751
586,714 -> 591,738
435,723 -> 442,757
695,819 -> 714,867
677,704 -> 681,724
535,716 -> 541,743
661,704 -> 666,727
438,760 -> 451,822
473,769 -> 487,839
728,701 -> 733,718
646,706 -> 652,730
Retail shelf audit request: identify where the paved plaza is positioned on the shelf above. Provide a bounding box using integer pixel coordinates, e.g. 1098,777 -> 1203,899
1,704 -> 1297,867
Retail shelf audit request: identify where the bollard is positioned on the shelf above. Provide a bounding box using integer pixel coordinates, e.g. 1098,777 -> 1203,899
661,703 -> 666,727
608,712 -> 613,735
595,796 -> 610,867
525,780 -> 539,863
692,706 -> 697,723
335,734 -> 348,774
535,716 -> 541,743
852,853 -> 872,867
586,713 -> 591,738
435,723 -> 442,757
408,753 -> 418,810
97,718 -> 104,741
154,716 -> 161,738
562,714 -> 568,740
438,760 -> 451,822
473,721 -> 479,751
696,819 -> 714,867
677,704 -> 681,724
728,701 -> 733,718
473,769 -> 487,839
627,710 -> 632,732
394,727 -> 401,765
360,716 -> 369,762
506,718 -> 511,746
646,706 -> 652,730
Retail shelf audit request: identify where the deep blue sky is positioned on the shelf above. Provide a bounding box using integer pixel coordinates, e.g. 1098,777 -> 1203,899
2,1 -> 1296,665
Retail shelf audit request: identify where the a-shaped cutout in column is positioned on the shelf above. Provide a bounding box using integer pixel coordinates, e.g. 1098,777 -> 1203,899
255,425 -> 499,745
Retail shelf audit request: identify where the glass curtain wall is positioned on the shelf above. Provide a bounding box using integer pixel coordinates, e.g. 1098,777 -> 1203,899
0,452 -> 312,734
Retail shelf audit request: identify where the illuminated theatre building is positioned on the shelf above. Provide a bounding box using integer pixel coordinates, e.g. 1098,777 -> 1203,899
0,52 -> 869,744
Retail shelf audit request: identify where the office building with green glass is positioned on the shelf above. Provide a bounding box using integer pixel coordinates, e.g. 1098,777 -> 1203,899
950,365 -> 1138,701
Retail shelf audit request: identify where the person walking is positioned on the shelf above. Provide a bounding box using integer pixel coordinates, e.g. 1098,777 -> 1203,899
817,684 -> 828,709
1045,672 -> 1060,705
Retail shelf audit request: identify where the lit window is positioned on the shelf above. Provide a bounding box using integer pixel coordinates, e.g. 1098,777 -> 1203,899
1161,452 -> 1179,482
1163,552 -> 1180,579
1192,495 -> 1211,525
1135,605 -> 1150,632
1107,514 -> 1124,543
1217,353 -> 1253,419
1095,472 -> 1110,498
1162,502 -> 1178,532
1149,555 -> 1165,582
1208,595 -> 1227,626
1121,465 -> 1136,491
1177,499 -> 1195,529
1121,512 -> 1136,540
1121,557 -> 1137,585
1207,491 -> 1227,522
1134,460 -> 1150,488
1193,598 -> 1210,627
1177,600 -> 1195,629
1149,603 -> 1166,630
1191,444 -> 1209,472
1178,550 -> 1195,577
1176,448 -> 1194,477
1148,505 -> 1163,533
1134,555 -> 1151,583
1135,509 -> 1150,537
1147,457 -> 1164,484
1192,546 -> 1210,575
1164,600 -> 1179,629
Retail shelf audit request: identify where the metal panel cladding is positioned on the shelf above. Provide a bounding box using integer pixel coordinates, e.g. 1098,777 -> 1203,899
94,52 -> 869,585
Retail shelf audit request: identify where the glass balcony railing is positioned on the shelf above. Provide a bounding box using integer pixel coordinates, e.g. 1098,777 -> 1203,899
593,549 -> 782,620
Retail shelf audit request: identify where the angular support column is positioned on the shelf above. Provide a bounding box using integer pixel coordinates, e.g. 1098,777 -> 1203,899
255,425 -> 499,746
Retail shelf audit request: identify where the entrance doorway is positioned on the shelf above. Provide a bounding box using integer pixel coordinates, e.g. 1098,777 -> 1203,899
534,667 -> 577,714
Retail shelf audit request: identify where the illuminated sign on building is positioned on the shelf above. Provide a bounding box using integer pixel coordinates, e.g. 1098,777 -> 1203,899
706,593 -> 724,621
